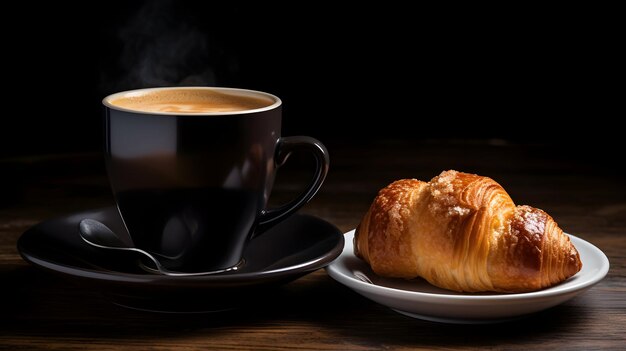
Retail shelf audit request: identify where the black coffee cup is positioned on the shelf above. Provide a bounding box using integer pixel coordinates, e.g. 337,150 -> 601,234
102,87 -> 329,273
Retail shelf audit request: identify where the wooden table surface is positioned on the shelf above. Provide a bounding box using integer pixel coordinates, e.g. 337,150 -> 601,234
1,140 -> 625,350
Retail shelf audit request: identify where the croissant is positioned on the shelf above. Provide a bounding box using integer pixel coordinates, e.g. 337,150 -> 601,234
355,170 -> 582,293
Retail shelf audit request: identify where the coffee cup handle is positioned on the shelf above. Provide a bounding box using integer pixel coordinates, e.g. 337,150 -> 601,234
256,136 -> 329,234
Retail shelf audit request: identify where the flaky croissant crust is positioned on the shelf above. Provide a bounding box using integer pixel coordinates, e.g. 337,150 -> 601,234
355,170 -> 582,293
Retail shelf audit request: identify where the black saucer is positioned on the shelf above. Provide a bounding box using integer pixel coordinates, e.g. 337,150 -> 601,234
17,207 -> 344,313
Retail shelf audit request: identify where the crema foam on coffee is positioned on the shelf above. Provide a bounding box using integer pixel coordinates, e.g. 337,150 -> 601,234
109,88 -> 274,113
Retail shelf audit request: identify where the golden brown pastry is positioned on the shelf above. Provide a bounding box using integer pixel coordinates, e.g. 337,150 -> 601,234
355,170 -> 582,293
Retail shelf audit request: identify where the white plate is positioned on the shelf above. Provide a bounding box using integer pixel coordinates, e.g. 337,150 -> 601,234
326,230 -> 609,324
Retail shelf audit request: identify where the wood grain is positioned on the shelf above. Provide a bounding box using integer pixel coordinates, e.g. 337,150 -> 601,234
1,141 -> 625,350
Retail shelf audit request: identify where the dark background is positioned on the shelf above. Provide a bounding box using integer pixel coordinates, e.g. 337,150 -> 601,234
0,1 -> 620,161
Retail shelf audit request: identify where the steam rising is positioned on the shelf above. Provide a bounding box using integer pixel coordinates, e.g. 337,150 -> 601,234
112,0 -> 215,89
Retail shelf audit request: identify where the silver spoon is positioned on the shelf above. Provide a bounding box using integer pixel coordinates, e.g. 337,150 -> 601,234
78,219 -> 238,277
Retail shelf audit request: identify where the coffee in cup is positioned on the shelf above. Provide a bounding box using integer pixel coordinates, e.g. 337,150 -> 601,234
103,87 -> 329,273
108,88 -> 274,113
